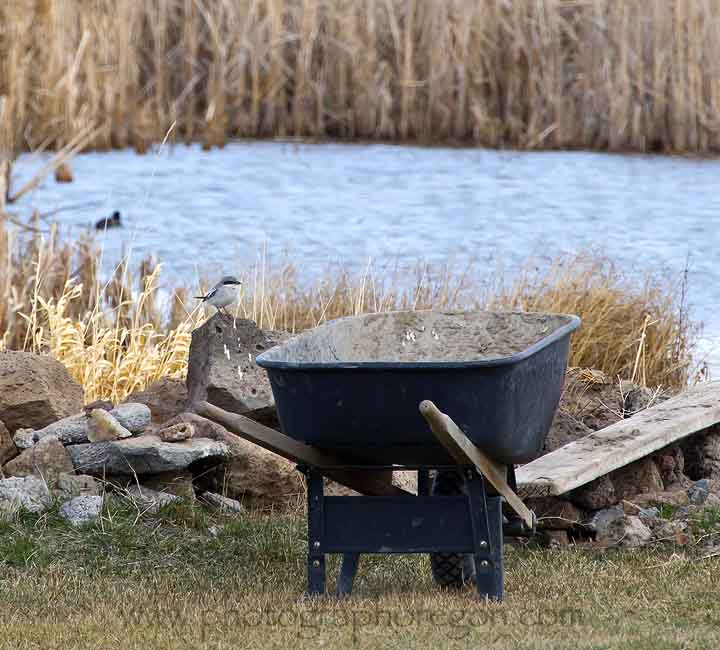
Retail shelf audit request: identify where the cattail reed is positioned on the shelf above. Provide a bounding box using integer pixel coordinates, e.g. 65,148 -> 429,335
1,0 -> 720,154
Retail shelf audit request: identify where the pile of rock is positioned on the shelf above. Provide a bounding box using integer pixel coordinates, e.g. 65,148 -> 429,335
0,316 -> 308,525
528,368 -> 720,548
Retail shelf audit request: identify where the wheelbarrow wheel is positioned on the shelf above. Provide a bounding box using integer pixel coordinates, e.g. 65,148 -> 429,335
429,470 -> 475,589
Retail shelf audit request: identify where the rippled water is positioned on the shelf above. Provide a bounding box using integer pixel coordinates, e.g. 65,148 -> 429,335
13,141 -> 720,371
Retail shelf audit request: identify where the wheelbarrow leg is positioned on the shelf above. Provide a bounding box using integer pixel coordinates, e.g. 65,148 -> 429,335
465,470 -> 504,601
337,553 -> 360,598
306,468 -> 326,596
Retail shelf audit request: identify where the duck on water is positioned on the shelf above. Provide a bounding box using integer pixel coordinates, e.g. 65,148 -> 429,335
95,211 -> 121,230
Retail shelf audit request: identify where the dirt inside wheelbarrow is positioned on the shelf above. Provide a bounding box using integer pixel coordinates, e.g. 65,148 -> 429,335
262,310 -> 574,364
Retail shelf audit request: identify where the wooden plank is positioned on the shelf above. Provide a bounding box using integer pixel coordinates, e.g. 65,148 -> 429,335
517,381 -> 720,498
419,400 -> 534,529
196,401 -> 411,498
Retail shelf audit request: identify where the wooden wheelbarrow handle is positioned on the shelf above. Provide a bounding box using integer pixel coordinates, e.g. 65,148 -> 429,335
419,400 -> 534,529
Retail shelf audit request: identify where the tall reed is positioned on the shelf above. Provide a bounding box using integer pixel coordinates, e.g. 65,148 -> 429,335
3,0 -> 720,154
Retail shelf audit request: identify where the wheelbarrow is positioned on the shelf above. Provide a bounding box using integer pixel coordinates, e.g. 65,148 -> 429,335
197,309 -> 580,600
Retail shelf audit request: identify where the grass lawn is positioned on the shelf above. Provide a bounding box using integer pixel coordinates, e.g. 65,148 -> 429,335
0,498 -> 718,650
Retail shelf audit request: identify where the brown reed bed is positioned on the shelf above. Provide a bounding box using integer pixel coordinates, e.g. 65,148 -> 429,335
2,0 -> 720,156
0,220 -> 697,401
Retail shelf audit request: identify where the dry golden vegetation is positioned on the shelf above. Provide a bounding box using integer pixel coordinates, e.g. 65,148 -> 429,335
2,0 -> 720,155
0,222 -> 696,401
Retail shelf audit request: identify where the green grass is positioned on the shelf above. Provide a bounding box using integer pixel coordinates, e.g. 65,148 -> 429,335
0,499 -> 718,649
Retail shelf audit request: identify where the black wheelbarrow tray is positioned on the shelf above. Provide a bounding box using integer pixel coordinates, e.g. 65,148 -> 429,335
198,309 -> 580,600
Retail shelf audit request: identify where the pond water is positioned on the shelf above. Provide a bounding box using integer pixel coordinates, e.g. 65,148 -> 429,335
12,141 -> 720,372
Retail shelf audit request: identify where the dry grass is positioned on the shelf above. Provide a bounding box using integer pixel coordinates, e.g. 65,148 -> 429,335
0,220 -> 696,401
3,0 -> 720,155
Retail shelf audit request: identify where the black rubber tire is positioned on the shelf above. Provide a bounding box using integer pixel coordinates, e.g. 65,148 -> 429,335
429,470 -> 475,589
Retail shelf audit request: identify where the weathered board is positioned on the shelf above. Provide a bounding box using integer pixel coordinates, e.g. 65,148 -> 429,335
517,381 -> 720,498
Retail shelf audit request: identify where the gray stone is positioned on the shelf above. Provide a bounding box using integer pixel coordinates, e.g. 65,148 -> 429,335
60,495 -> 103,526
67,435 -> 229,475
201,491 -> 243,512
688,479 -> 711,505
55,473 -> 103,498
638,506 -> 660,519
30,413 -> 89,446
0,476 -> 52,515
186,314 -> 288,415
586,505 -> 625,544
13,428 -> 36,450
157,422 -> 194,443
87,409 -> 132,442
621,516 -> 653,547
126,485 -> 180,513
0,351 -> 84,433
109,403 -> 151,434
2,436 -> 74,480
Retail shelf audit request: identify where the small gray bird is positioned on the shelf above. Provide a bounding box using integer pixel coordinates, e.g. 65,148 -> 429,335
195,275 -> 242,315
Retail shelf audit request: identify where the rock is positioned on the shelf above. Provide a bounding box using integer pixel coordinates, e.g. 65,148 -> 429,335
622,384 -> 664,415
0,420 -> 18,466
59,495 -> 103,527
67,435 -> 229,476
638,506 -> 660,519
84,400 -> 114,413
125,378 -> 188,424
13,428 -> 36,450
55,473 -> 103,498
682,426 -> 720,480
54,162 -> 73,183
126,484 -> 180,513
160,412 -> 230,440
611,458 -> 664,501
142,471 -> 195,499
570,474 -> 616,510
586,506 -> 625,544
25,413 -> 88,446
161,412 -> 305,505
542,409 -> 592,456
0,351 -> 84,433
0,476 -> 52,515
633,487 -> 689,508
201,491 -> 243,512
526,497 -> 584,529
622,516 -> 653,547
161,412 -> 303,506
87,409 -> 133,442
688,479 -> 711,505
110,403 -> 151,434
2,436 -> 74,481
559,368 -> 623,432
157,422 -> 194,442
654,446 -> 686,487
186,314 -> 289,414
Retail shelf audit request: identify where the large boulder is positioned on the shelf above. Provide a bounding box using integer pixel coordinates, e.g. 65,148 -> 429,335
3,436 -> 74,481
66,434 -> 228,476
186,314 -> 289,415
0,351 -> 84,432
164,412 -> 303,506
125,377 -> 188,424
